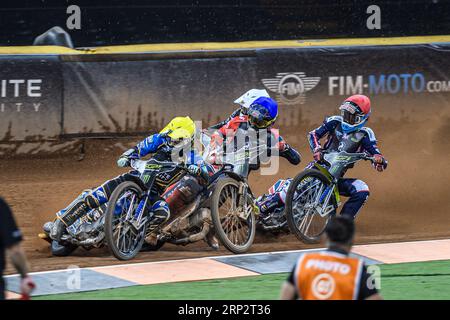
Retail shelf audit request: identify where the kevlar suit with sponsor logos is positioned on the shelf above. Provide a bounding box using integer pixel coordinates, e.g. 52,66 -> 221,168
256,115 -> 384,220
51,133 -> 209,240
306,115 -> 385,218
208,115 -> 301,174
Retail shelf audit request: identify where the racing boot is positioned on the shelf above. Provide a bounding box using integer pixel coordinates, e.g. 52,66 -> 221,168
205,229 -> 219,251
50,189 -> 100,241
145,200 -> 171,234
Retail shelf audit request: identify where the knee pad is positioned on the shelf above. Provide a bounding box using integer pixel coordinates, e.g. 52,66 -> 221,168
351,180 -> 370,193
84,188 -> 108,209
150,200 -> 170,224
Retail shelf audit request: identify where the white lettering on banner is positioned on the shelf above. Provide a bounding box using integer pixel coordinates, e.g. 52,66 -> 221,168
1,80 -> 5,97
28,79 -> 42,97
10,79 -> 25,97
426,80 -> 450,92
329,76 -> 364,96
328,74 -> 450,95
0,79 -> 43,98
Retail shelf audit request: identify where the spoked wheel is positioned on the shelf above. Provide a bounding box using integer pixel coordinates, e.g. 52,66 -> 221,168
210,177 -> 256,254
285,170 -> 336,243
105,181 -> 147,260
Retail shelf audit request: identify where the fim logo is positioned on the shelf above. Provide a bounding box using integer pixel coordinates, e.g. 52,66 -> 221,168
262,72 -> 320,105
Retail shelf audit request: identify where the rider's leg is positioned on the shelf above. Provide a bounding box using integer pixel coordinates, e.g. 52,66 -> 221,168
256,193 -> 283,219
147,199 -> 170,231
338,179 -> 370,219
50,173 -> 137,240
256,179 -> 290,219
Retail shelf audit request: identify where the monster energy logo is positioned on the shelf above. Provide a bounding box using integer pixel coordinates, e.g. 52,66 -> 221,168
142,175 -> 151,184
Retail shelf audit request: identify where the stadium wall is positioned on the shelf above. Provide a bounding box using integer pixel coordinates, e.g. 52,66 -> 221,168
1,36 -> 450,148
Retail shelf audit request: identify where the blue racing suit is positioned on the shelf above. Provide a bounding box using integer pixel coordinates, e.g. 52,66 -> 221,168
307,115 -> 384,218
256,116 -> 385,220
55,133 -> 206,230
256,179 -> 291,218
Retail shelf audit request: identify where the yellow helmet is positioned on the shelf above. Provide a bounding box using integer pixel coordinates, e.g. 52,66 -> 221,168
160,116 -> 196,145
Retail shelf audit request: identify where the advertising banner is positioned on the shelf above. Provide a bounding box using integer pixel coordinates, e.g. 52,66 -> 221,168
0,55 -> 63,141
2,42 -> 450,144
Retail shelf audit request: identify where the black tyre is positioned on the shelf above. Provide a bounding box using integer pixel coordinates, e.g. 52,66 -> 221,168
105,181 -> 147,260
51,240 -> 78,257
210,177 -> 256,254
285,169 -> 336,244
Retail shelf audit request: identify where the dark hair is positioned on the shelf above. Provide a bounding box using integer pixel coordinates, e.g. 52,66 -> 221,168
325,216 -> 355,244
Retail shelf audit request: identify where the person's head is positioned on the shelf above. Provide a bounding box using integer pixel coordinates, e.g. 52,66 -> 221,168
234,89 -> 270,114
160,116 -> 196,147
247,97 -> 278,129
325,216 -> 355,252
339,94 -> 371,134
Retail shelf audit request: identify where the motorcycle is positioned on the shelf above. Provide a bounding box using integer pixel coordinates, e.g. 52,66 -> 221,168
104,154 -> 257,260
284,150 -> 382,243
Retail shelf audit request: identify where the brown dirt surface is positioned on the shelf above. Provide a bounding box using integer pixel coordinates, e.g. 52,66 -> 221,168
2,112 -> 450,275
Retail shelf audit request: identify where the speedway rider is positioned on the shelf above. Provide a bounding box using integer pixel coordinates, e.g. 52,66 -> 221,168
208,89 -> 270,130
47,116 -> 210,242
208,96 -> 301,175
256,95 -> 387,221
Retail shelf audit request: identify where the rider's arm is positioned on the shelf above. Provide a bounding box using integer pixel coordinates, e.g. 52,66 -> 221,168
360,127 -> 382,155
134,133 -> 167,158
208,107 -> 242,130
186,150 -> 215,185
360,128 -> 387,171
274,132 -> 301,165
280,142 -> 301,165
307,116 -> 340,152
118,134 -> 167,167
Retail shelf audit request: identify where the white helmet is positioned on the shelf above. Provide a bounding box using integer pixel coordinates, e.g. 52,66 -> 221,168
234,89 -> 270,109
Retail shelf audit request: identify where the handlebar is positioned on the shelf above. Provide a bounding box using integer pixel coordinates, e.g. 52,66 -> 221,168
319,150 -> 375,162
319,150 -> 387,168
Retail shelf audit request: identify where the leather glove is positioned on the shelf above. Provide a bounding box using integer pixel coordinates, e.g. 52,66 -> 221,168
20,276 -> 36,299
373,154 -> 387,172
187,164 -> 201,176
117,148 -> 135,167
313,147 -> 322,162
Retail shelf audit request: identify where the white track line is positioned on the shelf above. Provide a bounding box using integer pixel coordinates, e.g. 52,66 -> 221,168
6,238 -> 449,278
4,247 -> 326,278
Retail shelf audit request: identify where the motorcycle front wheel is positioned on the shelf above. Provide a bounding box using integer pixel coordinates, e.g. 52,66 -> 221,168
285,169 -> 336,244
104,181 -> 147,260
210,177 -> 256,254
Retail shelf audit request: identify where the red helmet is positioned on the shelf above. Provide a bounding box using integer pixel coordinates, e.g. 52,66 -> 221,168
339,95 -> 371,133
345,95 -> 371,115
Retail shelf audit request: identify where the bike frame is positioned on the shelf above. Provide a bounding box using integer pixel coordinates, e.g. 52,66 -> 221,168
310,151 -> 374,213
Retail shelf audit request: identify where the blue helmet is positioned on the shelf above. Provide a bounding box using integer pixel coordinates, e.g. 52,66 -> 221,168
247,97 -> 278,129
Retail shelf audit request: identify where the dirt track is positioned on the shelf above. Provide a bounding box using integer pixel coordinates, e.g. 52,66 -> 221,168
2,113 -> 450,274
